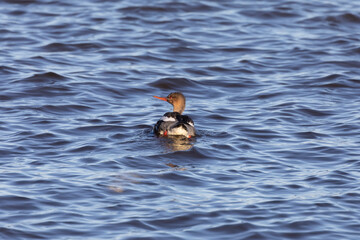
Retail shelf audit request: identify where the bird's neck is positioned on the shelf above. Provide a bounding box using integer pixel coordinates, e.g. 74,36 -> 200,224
173,103 -> 185,115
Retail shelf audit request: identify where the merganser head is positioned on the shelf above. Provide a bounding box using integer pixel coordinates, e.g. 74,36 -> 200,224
154,92 -> 186,114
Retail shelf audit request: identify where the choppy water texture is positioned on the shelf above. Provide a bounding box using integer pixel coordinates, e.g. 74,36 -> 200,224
1,0 -> 360,239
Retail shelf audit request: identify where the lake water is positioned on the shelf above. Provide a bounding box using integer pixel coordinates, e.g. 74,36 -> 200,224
1,0 -> 360,239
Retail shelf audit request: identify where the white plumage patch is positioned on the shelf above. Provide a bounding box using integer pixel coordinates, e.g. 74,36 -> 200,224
161,116 -> 176,122
168,127 -> 189,136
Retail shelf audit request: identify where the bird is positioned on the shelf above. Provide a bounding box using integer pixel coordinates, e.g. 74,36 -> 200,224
153,92 -> 195,138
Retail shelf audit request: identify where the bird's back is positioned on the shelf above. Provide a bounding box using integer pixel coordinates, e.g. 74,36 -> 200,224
154,112 -> 195,137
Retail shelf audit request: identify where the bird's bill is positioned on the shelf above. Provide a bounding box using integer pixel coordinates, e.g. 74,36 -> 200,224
153,96 -> 167,101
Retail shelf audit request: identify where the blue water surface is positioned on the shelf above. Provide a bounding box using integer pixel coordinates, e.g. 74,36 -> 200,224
1,0 -> 360,239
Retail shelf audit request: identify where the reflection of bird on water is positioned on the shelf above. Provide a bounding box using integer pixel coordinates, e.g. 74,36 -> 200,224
160,135 -> 194,152
153,92 -> 195,138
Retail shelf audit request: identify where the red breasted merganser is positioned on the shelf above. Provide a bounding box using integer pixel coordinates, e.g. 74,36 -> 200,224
153,92 -> 195,138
